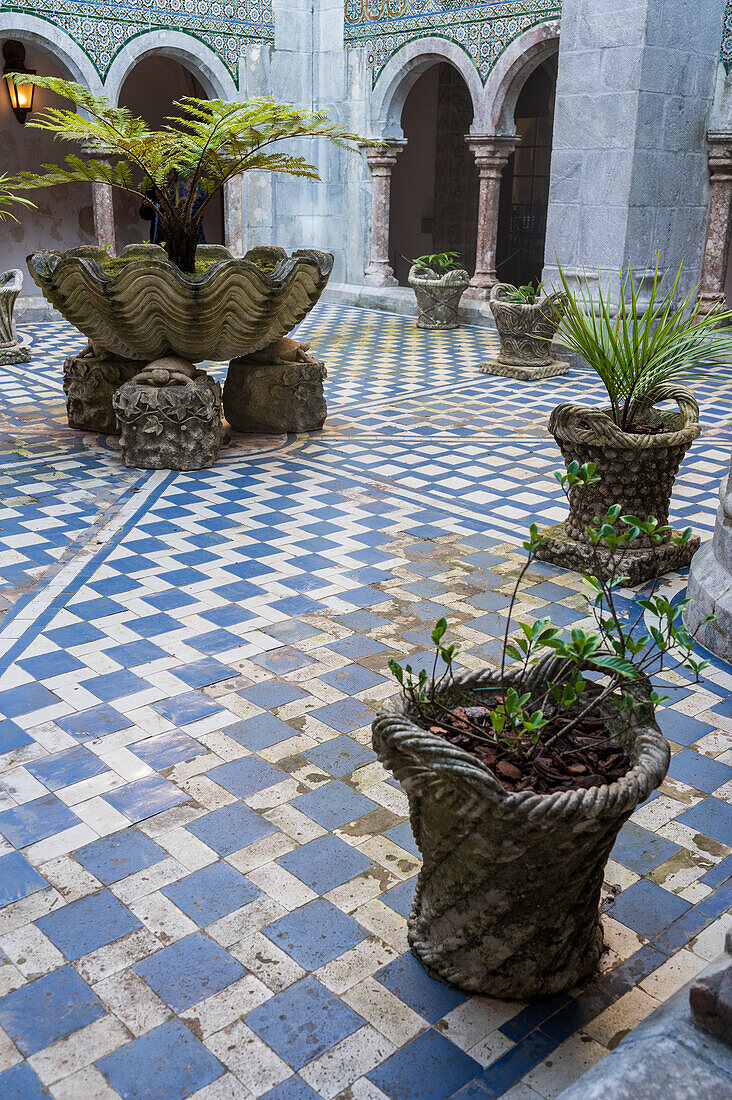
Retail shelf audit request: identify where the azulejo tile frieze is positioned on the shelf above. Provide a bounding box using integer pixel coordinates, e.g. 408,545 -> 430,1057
5,0 -> 274,83
723,0 -> 732,73
344,0 -> 561,85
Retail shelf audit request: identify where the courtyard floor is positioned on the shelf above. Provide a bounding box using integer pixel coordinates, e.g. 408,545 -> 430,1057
0,302 -> 730,1100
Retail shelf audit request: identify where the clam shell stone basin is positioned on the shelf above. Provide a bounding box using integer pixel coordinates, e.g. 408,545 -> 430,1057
27,244 -> 334,362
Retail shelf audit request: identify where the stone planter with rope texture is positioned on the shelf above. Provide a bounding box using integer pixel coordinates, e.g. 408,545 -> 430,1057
408,265 -> 470,329
537,384 -> 701,585
372,654 -> 670,999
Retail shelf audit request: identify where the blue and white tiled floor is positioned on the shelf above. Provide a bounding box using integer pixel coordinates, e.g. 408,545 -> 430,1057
0,303 -> 730,1099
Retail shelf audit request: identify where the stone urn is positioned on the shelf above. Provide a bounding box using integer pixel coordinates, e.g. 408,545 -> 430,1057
483,283 -> 569,380
0,269 -> 31,364
538,385 -> 701,584
408,265 -> 470,329
371,656 -> 670,999
685,446 -> 732,659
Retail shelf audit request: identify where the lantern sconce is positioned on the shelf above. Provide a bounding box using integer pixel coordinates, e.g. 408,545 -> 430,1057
3,41 -> 36,125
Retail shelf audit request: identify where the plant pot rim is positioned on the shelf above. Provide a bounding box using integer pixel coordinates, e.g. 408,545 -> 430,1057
549,395 -> 701,449
408,267 -> 469,286
372,662 -> 669,820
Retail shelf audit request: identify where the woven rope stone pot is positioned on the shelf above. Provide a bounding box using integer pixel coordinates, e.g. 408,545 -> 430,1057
408,266 -> 470,329
0,269 -> 31,365
537,384 -> 701,584
482,283 -> 568,380
372,656 -> 670,999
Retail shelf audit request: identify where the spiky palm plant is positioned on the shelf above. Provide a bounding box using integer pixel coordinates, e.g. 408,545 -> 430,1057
0,173 -> 35,223
6,74 -> 362,272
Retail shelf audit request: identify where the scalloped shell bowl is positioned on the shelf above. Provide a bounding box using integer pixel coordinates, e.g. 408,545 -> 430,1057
27,244 -> 334,362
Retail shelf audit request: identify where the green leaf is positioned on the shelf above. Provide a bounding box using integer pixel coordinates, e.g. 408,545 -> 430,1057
590,653 -> 638,678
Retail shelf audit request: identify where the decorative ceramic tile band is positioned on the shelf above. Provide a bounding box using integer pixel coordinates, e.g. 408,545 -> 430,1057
344,0 -> 561,85
723,0 -> 732,73
5,0 -> 274,83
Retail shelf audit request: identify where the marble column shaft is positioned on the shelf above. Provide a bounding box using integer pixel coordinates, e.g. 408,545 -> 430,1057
699,133 -> 732,312
224,175 -> 245,257
464,135 -> 517,299
363,143 -> 404,286
92,182 -> 116,255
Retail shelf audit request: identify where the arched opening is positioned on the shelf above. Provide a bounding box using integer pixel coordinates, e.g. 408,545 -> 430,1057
0,39 -> 96,291
114,54 -> 225,252
389,62 -> 479,286
495,56 -> 557,288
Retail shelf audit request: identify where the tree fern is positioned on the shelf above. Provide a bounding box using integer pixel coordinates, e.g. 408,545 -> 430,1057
5,75 -> 364,271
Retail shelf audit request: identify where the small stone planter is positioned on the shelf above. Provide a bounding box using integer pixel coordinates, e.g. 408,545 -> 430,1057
113,358 -> 223,470
538,385 -> 701,584
0,269 -> 31,365
372,656 -> 670,999
408,266 -> 470,329
63,348 -> 140,434
482,283 -> 568,379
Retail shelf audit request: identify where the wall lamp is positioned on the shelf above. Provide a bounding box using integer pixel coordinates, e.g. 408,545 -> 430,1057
3,41 -> 36,124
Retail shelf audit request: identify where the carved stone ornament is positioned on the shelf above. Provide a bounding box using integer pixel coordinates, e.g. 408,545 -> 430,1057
482,283 -> 569,379
113,361 -> 224,470
371,655 -> 670,999
27,244 -> 333,362
685,446 -> 732,659
407,265 -> 470,329
538,386 -> 701,584
63,346 -> 140,435
0,269 -> 31,365
224,338 -> 327,433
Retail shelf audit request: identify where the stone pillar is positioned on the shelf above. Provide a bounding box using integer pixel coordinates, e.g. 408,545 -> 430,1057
224,174 -> 244,257
464,135 -> 517,299
363,142 -> 404,286
698,133 -> 732,313
92,182 -> 116,254
685,450 -> 732,658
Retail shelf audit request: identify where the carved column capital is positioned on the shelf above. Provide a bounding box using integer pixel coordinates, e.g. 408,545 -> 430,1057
466,134 -> 519,174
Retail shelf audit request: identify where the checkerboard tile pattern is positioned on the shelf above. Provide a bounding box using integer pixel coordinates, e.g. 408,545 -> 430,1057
0,306 -> 728,1100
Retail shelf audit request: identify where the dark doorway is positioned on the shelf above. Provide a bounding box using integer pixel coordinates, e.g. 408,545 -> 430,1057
390,62 -> 479,286
495,56 -> 557,288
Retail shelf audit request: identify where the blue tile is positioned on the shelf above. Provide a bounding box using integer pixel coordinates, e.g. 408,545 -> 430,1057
265,621 -> 323,645
368,1029 -> 482,1100
0,1063 -> 50,1099
539,987 -> 614,1042
667,749 -> 732,793
173,658 -> 236,688
190,628 -> 245,655
291,781 -> 378,830
97,1019 -> 224,1100
0,682 -> 58,719
302,734 -> 377,777
44,622 -> 104,648
0,794 -> 81,848
103,775 -> 189,822
475,1031 -> 559,1099
335,611 -> 391,632
610,821 -> 681,875
56,704 -> 132,739
0,965 -> 106,1055
270,596 -> 325,617
310,698 -> 376,733
327,636 -> 389,659
37,888 -> 142,960
206,756 -> 286,798
0,719 -> 31,754
700,854 -> 732,888
246,975 -> 363,1070
18,651 -> 84,679
152,692 -> 222,725
132,730 -> 205,770
81,670 -> 148,702
499,995 -> 572,1041
652,908 -> 713,954
0,851 -> 48,909
526,580 -> 575,600
74,828 -> 167,885
200,605 -> 258,628
162,862 -> 261,925
261,1076 -> 321,1100
185,802 -> 276,855
277,835 -> 372,894
131,613 -> 182,638
105,640 -> 168,667
263,898 -> 369,969
376,952 -> 467,1023
320,665 -> 387,695
238,681 -> 307,709
696,878 -> 732,918
381,877 -> 416,918
145,589 -> 196,611
385,820 -> 420,858
600,945 -> 670,995
606,878 -> 691,939
226,714 -> 298,751
26,745 -> 109,792
251,647 -> 315,674
677,797 -> 732,846
133,933 -> 245,1011
711,694 -> 732,718
656,710 -> 715,746
68,596 -> 124,620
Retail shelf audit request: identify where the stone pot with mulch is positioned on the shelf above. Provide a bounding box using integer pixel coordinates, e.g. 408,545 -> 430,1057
537,384 -> 701,584
372,655 -> 670,1000
482,283 -> 569,380
408,265 -> 470,329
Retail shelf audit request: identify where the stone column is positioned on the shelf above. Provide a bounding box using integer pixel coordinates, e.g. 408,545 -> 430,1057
92,182 -> 116,254
685,450 -> 732,658
224,174 -> 244,257
698,133 -> 732,313
363,142 -> 405,286
464,135 -> 517,299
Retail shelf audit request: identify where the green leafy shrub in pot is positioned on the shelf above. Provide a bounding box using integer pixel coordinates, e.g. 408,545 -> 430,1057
408,252 -> 470,330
